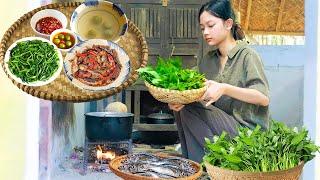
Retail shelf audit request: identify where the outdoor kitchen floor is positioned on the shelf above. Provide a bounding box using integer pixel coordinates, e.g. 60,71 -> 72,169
51,143 -> 182,180
51,149 -> 120,180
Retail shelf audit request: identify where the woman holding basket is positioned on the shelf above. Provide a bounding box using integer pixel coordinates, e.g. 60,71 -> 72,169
169,0 -> 270,163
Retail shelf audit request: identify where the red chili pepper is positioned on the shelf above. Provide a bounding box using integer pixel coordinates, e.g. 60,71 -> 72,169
88,50 -> 97,56
107,54 -> 114,62
77,53 -> 87,58
88,58 -> 96,64
35,17 -> 62,35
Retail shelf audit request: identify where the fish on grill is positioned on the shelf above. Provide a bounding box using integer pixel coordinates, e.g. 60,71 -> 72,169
118,152 -> 197,178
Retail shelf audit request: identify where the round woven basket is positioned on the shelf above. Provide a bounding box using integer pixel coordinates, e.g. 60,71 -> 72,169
0,2 -> 148,102
145,81 -> 206,105
109,154 -> 203,180
205,162 -> 304,180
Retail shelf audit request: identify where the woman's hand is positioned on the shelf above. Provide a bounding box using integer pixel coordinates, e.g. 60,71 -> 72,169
201,80 -> 227,106
168,103 -> 185,112
201,80 -> 269,106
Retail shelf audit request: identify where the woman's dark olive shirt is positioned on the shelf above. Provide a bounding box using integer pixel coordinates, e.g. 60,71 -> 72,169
198,41 -> 270,129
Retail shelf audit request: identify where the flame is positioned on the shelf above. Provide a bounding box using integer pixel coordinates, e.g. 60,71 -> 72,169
96,146 -> 116,161
97,149 -> 103,160
103,151 -> 116,160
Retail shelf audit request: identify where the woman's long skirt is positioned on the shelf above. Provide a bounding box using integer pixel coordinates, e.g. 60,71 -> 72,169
174,101 -> 240,163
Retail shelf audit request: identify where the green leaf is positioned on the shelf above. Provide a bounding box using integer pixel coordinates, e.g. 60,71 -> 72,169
151,78 -> 161,85
207,144 -> 224,153
304,144 -> 320,152
291,131 -> 306,145
203,155 -> 215,163
204,137 -> 211,144
242,137 -> 254,146
225,154 -> 242,164
136,67 -> 153,73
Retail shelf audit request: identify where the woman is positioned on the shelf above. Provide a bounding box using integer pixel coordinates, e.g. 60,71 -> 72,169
169,0 -> 270,163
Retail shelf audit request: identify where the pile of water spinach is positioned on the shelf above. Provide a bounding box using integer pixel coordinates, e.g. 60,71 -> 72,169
7,40 -> 59,83
137,56 -> 205,91
203,120 -> 320,172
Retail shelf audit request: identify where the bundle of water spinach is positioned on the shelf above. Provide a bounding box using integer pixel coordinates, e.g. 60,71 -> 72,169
203,120 -> 320,172
137,56 -> 205,91
7,40 -> 59,83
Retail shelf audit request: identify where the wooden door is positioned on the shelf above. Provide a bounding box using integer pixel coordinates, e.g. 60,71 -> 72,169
113,0 -> 205,68
165,0 -> 204,68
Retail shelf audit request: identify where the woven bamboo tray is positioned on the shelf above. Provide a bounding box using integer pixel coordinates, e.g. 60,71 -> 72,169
0,2 -> 148,102
145,81 -> 207,104
109,154 -> 203,180
205,162 -> 304,180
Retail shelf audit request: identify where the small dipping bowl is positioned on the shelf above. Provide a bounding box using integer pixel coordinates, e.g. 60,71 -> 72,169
30,9 -> 68,39
50,29 -> 78,53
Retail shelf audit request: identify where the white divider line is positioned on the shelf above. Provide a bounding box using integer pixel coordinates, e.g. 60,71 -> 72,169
24,1 -> 42,180
316,0 -> 320,178
24,95 -> 40,180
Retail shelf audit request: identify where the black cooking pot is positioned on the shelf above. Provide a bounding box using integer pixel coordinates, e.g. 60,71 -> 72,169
147,111 -> 174,124
85,112 -> 134,141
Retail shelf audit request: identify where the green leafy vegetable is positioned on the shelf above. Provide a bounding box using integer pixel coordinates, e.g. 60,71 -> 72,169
137,56 -> 205,91
7,40 -> 60,83
203,120 -> 320,172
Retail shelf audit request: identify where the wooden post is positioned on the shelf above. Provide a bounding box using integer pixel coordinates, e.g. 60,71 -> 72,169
134,90 -> 140,123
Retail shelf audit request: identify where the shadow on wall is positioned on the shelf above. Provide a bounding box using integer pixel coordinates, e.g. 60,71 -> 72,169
265,66 -> 304,128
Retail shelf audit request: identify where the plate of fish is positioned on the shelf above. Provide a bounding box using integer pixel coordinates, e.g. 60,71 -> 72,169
64,39 -> 130,91
109,152 -> 202,180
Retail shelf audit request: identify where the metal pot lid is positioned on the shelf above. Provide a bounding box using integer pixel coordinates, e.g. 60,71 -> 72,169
85,112 -> 134,117
147,111 -> 174,120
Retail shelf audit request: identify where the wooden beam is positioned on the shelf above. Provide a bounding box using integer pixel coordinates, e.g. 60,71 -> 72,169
276,0 -> 286,32
247,30 -> 304,36
244,0 -> 252,31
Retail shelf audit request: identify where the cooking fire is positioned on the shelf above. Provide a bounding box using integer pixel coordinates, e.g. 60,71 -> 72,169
96,145 -> 116,164
88,144 -> 127,164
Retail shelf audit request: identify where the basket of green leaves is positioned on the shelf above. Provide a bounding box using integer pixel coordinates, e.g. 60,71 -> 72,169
203,120 -> 320,180
137,57 -> 206,104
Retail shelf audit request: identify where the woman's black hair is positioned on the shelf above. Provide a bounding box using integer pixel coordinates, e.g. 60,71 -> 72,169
198,0 -> 245,40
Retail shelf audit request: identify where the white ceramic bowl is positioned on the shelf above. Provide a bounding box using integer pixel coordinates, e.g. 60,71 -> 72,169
50,29 -> 78,53
4,37 -> 63,86
70,1 -> 128,42
30,9 -> 68,39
